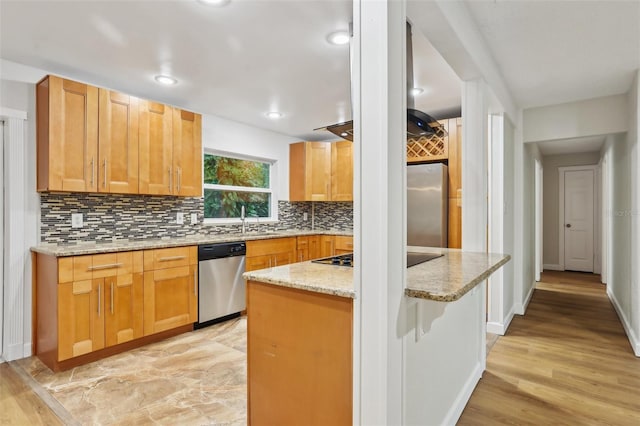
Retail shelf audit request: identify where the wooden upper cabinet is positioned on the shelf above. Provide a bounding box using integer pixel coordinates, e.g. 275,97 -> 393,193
37,75 -> 98,192
138,100 -> 173,195
172,109 -> 202,197
290,142 -> 332,201
331,141 -> 353,201
447,117 -> 462,199
290,141 -> 352,202
406,119 -> 449,163
98,89 -> 139,194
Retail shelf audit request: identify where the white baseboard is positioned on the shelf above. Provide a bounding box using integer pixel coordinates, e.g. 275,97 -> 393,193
543,264 -> 564,271
514,281 -> 535,315
607,289 -> 640,357
24,342 -> 33,358
442,362 -> 483,426
3,343 -> 24,362
486,306 -> 515,335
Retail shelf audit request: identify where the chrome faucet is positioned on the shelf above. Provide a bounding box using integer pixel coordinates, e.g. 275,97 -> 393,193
240,205 -> 246,234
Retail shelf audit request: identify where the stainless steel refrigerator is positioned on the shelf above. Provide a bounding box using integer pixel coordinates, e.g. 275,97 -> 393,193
407,163 -> 448,247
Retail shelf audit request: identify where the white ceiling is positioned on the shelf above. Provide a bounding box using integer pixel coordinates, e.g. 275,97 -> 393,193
535,135 -> 606,156
0,0 -> 461,141
1,1 -> 638,143
466,0 -> 640,109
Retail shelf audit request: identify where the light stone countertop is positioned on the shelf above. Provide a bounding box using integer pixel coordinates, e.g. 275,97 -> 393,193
243,247 -> 510,301
405,246 -> 511,301
31,229 -> 353,257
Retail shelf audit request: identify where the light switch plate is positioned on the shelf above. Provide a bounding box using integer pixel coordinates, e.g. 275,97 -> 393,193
191,213 -> 198,225
177,212 -> 184,225
71,213 -> 83,228
303,212 -> 308,221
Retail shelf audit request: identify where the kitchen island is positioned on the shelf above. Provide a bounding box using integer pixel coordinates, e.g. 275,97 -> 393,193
243,247 -> 510,425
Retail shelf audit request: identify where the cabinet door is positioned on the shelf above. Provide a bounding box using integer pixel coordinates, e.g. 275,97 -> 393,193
296,237 -> 309,262
272,250 -> 295,267
447,117 -> 462,198
98,89 -> 139,194
139,100 -> 173,195
173,109 -> 202,197
58,279 -> 105,361
143,265 -> 197,335
320,236 -> 335,258
308,235 -> 320,260
331,141 -> 353,201
289,142 -> 331,201
246,255 -> 272,272
105,273 -> 144,347
307,142 -> 332,201
46,76 -> 98,192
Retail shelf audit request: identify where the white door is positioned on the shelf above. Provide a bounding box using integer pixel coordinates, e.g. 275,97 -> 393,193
564,169 -> 594,272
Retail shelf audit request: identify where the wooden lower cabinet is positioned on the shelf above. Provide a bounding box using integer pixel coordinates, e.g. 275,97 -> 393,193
35,246 -> 196,371
334,235 -> 354,255
246,238 -> 297,272
296,235 -> 320,262
57,279 -> 105,360
247,281 -> 353,425
319,235 -> 335,257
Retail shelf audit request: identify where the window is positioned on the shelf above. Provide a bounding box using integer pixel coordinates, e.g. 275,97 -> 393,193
203,152 -> 275,222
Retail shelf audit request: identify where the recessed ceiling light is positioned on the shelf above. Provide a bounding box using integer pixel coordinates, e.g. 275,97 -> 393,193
327,31 -> 350,46
154,75 -> 178,85
340,132 -> 348,137
410,87 -> 424,96
197,0 -> 231,6
266,111 -> 283,119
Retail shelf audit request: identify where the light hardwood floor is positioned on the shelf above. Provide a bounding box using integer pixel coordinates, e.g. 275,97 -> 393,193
459,271 -> 640,425
0,362 -> 62,425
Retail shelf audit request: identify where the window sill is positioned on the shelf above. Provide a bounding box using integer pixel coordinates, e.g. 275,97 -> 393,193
202,218 -> 279,226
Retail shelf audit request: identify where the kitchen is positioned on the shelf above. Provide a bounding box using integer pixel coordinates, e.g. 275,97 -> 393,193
0,0 -> 512,426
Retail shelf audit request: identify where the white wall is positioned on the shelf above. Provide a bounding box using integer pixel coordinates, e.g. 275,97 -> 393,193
523,94 -> 629,143
517,142 -> 541,313
632,70 -> 640,351
502,117 -> 515,324
1,78 -> 38,360
201,115 -> 299,201
542,152 -> 601,266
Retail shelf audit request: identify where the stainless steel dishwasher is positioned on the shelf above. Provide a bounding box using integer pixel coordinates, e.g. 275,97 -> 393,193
196,241 -> 246,328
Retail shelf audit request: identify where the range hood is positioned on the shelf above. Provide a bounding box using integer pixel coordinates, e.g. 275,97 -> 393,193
318,22 -> 447,142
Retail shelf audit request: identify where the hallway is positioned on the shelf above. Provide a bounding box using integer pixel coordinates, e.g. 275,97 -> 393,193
459,271 -> 640,424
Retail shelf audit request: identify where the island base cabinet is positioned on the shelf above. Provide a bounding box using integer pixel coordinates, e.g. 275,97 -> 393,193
247,281 -> 353,426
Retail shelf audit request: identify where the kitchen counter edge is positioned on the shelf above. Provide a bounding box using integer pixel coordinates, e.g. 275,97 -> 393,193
32,230 -> 353,257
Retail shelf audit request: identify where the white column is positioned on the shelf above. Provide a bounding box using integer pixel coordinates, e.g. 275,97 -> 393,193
3,115 -> 27,361
353,0 -> 406,424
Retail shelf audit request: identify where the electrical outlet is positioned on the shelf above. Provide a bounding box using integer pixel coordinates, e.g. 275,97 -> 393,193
191,213 -> 198,225
303,212 -> 308,221
71,213 -> 83,228
177,212 -> 184,225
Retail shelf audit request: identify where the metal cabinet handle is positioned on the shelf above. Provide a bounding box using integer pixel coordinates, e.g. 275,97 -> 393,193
110,282 -> 114,315
159,255 -> 186,262
88,263 -> 123,271
169,167 -> 172,192
274,257 -> 277,267
97,283 -> 101,317
177,167 -> 181,193
90,157 -> 95,186
194,269 -> 197,295
103,158 -> 107,188
268,258 -> 272,268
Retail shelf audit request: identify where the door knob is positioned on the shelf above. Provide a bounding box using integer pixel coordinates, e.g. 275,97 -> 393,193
566,224 -> 572,228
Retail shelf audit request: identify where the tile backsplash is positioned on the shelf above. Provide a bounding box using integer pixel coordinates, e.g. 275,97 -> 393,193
40,193 -> 353,244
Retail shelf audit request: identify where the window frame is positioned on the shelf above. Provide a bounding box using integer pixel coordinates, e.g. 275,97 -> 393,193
202,149 -> 278,225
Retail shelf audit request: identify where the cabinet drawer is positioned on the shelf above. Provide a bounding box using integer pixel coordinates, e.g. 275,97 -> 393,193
144,246 -> 196,270
246,238 -> 296,258
58,251 -> 143,282
334,236 -> 353,252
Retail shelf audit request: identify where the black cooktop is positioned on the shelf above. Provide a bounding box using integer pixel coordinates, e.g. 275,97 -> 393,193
407,252 -> 443,267
312,253 -> 354,267
312,252 -> 443,268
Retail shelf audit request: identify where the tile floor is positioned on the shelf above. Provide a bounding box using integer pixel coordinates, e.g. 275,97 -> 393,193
14,317 -> 247,425
11,317 -> 499,425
